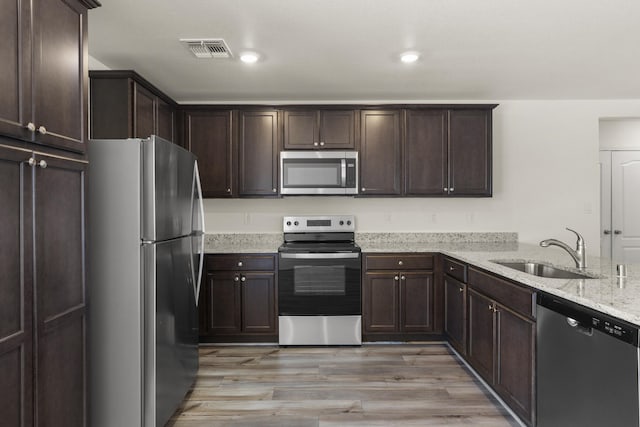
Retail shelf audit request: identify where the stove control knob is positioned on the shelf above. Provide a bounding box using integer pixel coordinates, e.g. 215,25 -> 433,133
294,221 -> 299,226
347,220 -> 352,226
339,220 -> 344,226
286,221 -> 292,226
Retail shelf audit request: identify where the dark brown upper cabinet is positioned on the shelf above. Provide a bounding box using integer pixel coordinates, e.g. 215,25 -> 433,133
237,110 -> 280,196
90,70 -> 177,143
404,107 -> 494,197
448,109 -> 493,196
183,109 -> 234,197
359,109 -> 402,195
283,109 -> 356,149
0,0 -> 98,153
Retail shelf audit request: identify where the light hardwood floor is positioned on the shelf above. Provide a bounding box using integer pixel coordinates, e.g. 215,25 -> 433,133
167,344 -> 520,427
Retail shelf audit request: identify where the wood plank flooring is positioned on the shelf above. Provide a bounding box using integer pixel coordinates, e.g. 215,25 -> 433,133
167,344 -> 520,427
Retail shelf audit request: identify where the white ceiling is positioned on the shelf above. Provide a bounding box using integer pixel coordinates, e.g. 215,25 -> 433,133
88,0 -> 640,104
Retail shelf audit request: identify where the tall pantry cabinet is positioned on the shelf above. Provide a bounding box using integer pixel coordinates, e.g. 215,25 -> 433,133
0,0 -> 99,426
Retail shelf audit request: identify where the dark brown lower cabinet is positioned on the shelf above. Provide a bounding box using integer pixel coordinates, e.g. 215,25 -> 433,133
466,270 -> 536,426
444,274 -> 467,355
199,254 -> 277,343
0,143 -> 87,426
362,253 -> 437,341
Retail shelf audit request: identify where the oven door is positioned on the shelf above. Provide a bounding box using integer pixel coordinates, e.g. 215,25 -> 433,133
278,252 -> 361,315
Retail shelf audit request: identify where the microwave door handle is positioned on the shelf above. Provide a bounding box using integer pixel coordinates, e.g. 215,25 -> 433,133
341,158 -> 347,187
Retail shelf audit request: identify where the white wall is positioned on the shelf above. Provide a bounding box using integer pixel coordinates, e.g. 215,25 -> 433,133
203,100 -> 640,255
600,118 -> 640,150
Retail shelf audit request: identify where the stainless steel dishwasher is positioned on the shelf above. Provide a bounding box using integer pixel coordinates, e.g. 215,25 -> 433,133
537,293 -> 640,427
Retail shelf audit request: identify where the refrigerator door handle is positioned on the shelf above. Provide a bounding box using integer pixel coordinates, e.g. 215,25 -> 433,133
193,160 -> 206,234
191,160 -> 206,305
193,234 -> 205,305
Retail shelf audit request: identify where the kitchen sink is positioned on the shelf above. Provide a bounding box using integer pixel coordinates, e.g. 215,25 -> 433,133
491,260 -> 595,279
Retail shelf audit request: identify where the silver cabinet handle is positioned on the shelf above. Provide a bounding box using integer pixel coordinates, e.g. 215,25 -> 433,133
234,276 -> 240,282
603,230 -> 611,235
26,122 -> 36,132
272,188 -> 277,193
443,187 -> 448,192
28,157 -> 36,166
38,125 -> 47,135
313,142 -> 319,146
240,276 -> 246,282
449,266 -> 455,271
459,287 -> 464,293
361,187 -> 366,192
226,188 -> 231,193
320,142 -> 325,146
450,187 -> 454,192
614,230 -> 622,235
237,261 -> 243,267
398,260 -> 403,266
400,275 -> 406,280
394,276 -> 399,281
39,160 -> 47,168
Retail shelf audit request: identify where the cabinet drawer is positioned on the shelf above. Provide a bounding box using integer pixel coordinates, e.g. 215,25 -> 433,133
444,257 -> 467,282
468,267 -> 535,318
364,253 -> 434,271
206,254 -> 276,271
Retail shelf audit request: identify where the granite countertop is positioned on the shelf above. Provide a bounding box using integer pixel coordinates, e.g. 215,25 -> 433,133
204,233 -> 282,253
205,232 -> 640,326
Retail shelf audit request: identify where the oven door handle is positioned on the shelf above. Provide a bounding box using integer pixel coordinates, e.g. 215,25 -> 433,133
280,252 -> 360,259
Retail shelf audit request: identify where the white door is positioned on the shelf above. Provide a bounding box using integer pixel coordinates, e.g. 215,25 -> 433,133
610,151 -> 640,263
600,152 -> 612,259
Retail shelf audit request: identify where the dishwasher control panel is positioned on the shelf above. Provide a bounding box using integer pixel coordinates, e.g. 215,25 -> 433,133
590,317 -> 636,344
538,293 -> 639,346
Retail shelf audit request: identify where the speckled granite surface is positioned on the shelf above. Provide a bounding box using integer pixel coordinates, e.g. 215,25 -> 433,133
204,233 -> 282,253
205,232 -> 640,326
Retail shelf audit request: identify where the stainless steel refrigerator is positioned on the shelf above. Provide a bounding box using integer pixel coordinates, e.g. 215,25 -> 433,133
87,136 -> 205,427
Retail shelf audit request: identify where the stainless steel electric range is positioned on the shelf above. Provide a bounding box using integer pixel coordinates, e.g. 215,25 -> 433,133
278,215 -> 362,345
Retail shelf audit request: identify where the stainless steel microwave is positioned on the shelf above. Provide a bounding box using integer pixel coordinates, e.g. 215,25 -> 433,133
280,151 -> 358,195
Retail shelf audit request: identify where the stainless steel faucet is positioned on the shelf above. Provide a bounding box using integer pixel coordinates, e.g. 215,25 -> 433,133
540,228 -> 587,270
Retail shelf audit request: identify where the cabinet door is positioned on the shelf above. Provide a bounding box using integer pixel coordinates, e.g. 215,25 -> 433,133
32,0 -> 88,152
0,145 -> 33,427
444,275 -> 466,355
449,109 -> 492,196
238,110 -> 278,196
156,98 -> 175,143
360,110 -> 401,195
495,303 -> 535,425
34,154 -> 87,427
241,272 -> 276,334
467,288 -> 495,383
133,83 -> 155,139
204,271 -> 242,334
404,109 -> 447,195
184,110 -> 234,197
362,272 -> 399,333
319,110 -> 355,149
400,271 -> 434,332
283,110 -> 317,149
0,0 -> 32,142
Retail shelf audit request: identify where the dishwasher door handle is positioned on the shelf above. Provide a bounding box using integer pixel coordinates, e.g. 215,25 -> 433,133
567,317 -> 593,336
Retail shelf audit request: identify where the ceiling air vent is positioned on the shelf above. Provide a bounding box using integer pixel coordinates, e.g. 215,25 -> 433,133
180,39 -> 233,59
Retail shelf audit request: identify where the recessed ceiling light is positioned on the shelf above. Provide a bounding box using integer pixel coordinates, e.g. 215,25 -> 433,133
240,52 -> 259,63
400,52 -> 420,63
